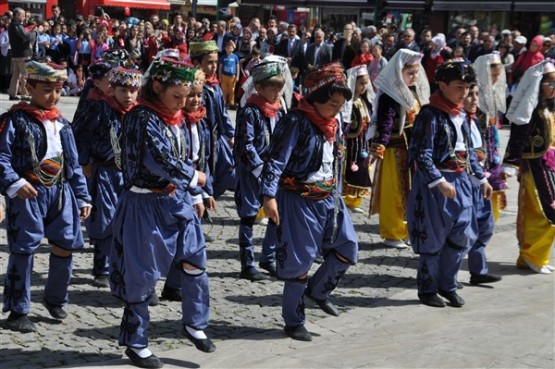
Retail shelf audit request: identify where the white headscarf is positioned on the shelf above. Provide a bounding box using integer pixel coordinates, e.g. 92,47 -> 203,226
506,60 -> 554,125
341,65 -> 376,124
431,33 -> 446,59
240,55 -> 293,110
373,49 -> 430,132
473,52 -> 507,117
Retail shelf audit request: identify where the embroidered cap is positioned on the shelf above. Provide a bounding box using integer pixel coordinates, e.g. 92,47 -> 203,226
189,41 -> 219,59
110,67 -> 143,88
435,59 -> 476,84
251,59 -> 287,84
25,60 -> 67,85
304,62 -> 347,97
143,57 -> 198,87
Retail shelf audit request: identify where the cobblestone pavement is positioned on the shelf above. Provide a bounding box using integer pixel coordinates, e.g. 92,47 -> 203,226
0,96 -> 514,368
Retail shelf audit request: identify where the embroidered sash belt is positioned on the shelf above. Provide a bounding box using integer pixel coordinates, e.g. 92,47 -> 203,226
435,151 -> 468,173
279,176 -> 335,200
25,157 -> 64,187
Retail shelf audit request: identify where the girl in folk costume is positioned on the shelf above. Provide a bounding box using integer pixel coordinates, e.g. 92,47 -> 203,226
407,60 -> 491,308
109,58 -> 215,369
370,49 -> 430,248
0,61 -> 91,333
72,67 -> 142,288
262,63 -> 358,342
190,41 -> 236,201
342,65 -> 375,213
473,52 -> 509,222
462,81 -> 502,286
503,60 -> 555,274
234,56 -> 293,281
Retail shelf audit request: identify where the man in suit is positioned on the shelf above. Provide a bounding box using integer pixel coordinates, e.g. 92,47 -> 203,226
305,29 -> 332,73
213,20 -> 230,54
275,24 -> 301,64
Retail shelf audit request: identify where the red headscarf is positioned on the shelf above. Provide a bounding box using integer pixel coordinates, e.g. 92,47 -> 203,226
512,35 -> 545,76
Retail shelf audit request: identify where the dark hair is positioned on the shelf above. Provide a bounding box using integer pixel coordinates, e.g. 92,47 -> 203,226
140,78 -> 168,103
251,45 -> 260,56
306,82 -> 352,104
435,61 -> 476,85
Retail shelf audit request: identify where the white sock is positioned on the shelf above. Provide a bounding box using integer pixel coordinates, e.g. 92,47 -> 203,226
131,347 -> 153,358
185,325 -> 207,339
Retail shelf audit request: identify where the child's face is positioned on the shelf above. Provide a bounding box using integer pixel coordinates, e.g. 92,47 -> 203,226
541,72 -> 555,101
313,92 -> 346,119
27,82 -> 63,110
490,64 -> 503,85
439,80 -> 471,106
225,44 -> 234,53
111,85 -> 139,109
153,81 -> 190,115
372,45 -> 382,57
360,43 -> 370,54
94,75 -> 111,95
255,83 -> 282,104
199,52 -> 218,77
355,75 -> 369,97
402,64 -> 420,87
463,85 -> 479,113
184,84 -> 203,113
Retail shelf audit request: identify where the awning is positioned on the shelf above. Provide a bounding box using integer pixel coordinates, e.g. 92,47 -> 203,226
8,0 -> 47,3
99,0 -> 171,10
384,0 -> 427,10
513,1 -> 555,12
432,1 -> 512,11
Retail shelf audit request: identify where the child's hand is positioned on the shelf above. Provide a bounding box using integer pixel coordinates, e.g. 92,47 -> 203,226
0,205 -> 5,223
80,206 -> 91,220
437,181 -> 456,199
263,196 -> 280,225
194,202 -> 205,218
197,171 -> 207,187
204,196 -> 216,211
17,183 -> 38,199
481,182 -> 493,200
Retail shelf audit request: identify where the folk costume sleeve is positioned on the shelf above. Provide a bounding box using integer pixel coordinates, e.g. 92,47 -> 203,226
72,100 -> 103,166
409,107 -> 444,186
371,93 -> 398,157
235,107 -> 265,174
0,113 -> 23,194
61,119 -> 92,204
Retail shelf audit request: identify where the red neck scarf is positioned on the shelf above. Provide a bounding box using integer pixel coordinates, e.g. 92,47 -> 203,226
247,94 -> 281,118
429,91 -> 463,116
205,74 -> 219,86
9,102 -> 62,123
88,87 -> 105,101
296,98 -> 338,142
137,96 -> 183,126
105,95 -> 136,116
183,106 -> 207,126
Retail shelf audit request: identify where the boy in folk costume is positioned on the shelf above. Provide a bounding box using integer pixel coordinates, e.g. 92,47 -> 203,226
190,41 -> 236,202
503,60 -> 555,274
342,65 -> 375,213
234,56 -> 293,281
370,49 -> 430,249
109,58 -> 215,369
262,63 -> 358,341
408,60 -> 492,308
72,67 -> 142,288
0,61 -> 91,333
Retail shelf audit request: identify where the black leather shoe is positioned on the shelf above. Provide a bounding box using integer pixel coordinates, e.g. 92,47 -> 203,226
470,273 -> 502,285
259,262 -> 277,277
161,286 -> 182,301
3,312 -> 36,333
9,96 -> 20,101
148,293 -> 159,306
438,290 -> 465,307
418,293 -> 446,308
92,274 -> 109,288
239,268 -> 270,281
43,300 -> 67,319
202,210 -> 213,224
305,292 -> 339,316
183,326 -> 216,353
284,324 -> 312,341
125,348 -> 163,368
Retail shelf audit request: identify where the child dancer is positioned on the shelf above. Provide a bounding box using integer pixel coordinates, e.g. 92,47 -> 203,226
262,63 -> 358,341
109,58 -> 215,369
72,67 -> 142,287
408,60 -> 491,308
0,61 -> 91,332
370,49 -> 430,248
343,65 -> 375,213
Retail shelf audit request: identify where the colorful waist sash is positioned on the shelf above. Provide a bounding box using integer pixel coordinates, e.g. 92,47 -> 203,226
435,151 -> 468,173
25,157 -> 64,187
279,177 -> 335,200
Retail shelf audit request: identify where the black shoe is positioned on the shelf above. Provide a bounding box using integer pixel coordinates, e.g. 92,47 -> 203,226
202,210 -> 213,224
9,96 -> 19,101
418,293 -> 446,308
43,300 -> 67,320
305,292 -> 339,316
3,312 -> 36,333
438,290 -> 465,307
183,326 -> 216,353
470,273 -> 502,285
259,262 -> 277,277
456,280 -> 464,289
92,274 -> 110,288
284,324 -> 312,341
161,286 -> 182,302
125,348 -> 163,368
239,268 -> 270,281
148,293 -> 160,306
